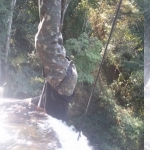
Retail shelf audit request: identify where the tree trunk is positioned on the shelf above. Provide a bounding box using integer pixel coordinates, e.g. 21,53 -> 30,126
5,0 -> 16,64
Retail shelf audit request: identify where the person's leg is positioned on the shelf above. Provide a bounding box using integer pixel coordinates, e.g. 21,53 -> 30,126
34,0 -> 77,121
35,0 -> 77,96
31,81 -> 73,121
44,81 -> 74,121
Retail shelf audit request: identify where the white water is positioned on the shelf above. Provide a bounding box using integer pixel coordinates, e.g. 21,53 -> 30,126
43,118 -> 92,150
145,79 -> 150,150
0,86 -> 4,98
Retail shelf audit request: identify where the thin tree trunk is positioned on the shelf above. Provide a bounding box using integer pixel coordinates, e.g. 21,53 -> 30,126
5,0 -> 16,64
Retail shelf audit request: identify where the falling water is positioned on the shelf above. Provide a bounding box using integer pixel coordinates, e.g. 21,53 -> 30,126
0,98 -> 93,150
0,86 -> 4,98
145,79 -> 150,150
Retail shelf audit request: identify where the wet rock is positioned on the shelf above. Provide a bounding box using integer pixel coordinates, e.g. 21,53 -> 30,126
0,99 -> 62,150
0,98 -> 92,150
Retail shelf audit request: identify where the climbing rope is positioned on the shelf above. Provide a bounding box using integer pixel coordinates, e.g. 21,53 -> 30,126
77,0 -> 123,141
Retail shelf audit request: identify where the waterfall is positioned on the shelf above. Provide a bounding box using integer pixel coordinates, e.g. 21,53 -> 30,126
0,98 -> 93,150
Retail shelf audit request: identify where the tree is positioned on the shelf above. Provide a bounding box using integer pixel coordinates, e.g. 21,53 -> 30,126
5,0 -> 16,64
0,0 -> 11,84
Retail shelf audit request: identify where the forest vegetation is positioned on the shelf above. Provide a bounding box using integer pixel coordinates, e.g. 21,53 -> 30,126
0,0 -> 144,149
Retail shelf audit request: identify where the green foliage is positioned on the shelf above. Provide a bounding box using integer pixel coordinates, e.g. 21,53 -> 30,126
0,0 -> 9,55
100,0 -> 144,117
65,33 -> 102,83
4,51 -> 43,98
69,1 -> 143,150
4,65 -> 43,98
63,0 -> 91,40
70,86 -> 143,150
1,0 -> 42,97
12,0 -> 38,50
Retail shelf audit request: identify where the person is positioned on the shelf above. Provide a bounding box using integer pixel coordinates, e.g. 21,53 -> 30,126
31,0 -> 78,122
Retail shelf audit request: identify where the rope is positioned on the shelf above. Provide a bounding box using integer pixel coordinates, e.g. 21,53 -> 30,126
77,0 -> 123,141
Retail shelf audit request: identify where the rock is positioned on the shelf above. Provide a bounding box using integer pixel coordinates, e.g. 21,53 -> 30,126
0,98 -> 92,150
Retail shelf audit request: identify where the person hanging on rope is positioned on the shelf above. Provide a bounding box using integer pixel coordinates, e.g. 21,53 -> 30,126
31,0 -> 78,122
